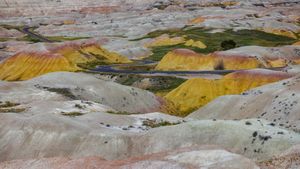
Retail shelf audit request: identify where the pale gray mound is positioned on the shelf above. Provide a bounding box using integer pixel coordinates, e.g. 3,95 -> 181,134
0,27 -> 24,38
188,75 -> 300,132
259,144 -> 300,169
0,147 -> 260,169
0,72 -> 163,113
143,119 -> 300,161
0,112 -> 299,162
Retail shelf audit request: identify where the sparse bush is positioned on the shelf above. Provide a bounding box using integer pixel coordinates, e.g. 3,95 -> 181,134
0,108 -> 25,113
36,86 -> 78,100
0,101 -> 25,113
142,119 -> 181,128
221,40 -> 236,50
61,111 -> 84,117
106,110 -> 134,115
0,101 -> 20,108
74,104 -> 85,109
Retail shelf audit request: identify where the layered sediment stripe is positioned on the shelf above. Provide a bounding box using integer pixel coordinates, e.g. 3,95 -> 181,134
156,46 -> 300,71
165,69 -> 293,116
0,41 -> 131,81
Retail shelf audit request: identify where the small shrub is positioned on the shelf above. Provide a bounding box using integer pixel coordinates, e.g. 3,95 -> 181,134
142,119 -> 181,128
0,101 -> 20,108
221,40 -> 236,50
61,111 -> 84,117
0,101 -> 25,113
0,108 -> 26,113
106,110 -> 135,115
37,86 -> 78,100
74,104 -> 85,109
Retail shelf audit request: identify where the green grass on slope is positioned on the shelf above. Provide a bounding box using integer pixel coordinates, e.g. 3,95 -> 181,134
134,28 -> 298,61
95,73 -> 186,94
0,101 -> 25,113
45,36 -> 90,42
114,74 -> 187,93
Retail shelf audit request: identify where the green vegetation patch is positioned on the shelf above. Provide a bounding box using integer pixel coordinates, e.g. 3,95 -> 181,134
110,74 -> 187,93
17,35 -> 42,43
74,104 -> 86,109
61,111 -> 84,117
35,85 -> 79,100
106,110 -> 136,115
45,88 -> 78,100
0,101 -> 20,108
45,36 -> 89,42
142,119 -> 181,128
0,37 -> 12,42
134,27 -> 298,61
0,101 -> 25,113
0,108 -> 26,113
77,51 -> 115,69
78,60 -> 110,69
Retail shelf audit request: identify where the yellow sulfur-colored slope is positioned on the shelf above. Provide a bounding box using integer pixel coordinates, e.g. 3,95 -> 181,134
156,47 -> 300,71
164,70 -> 292,116
155,49 -> 216,70
184,39 -> 207,49
145,34 -> 185,47
189,16 -> 206,24
293,41 -> 300,46
80,44 -> 131,63
0,53 -> 77,81
261,28 -> 298,39
0,43 -> 131,81
220,55 -> 262,70
155,49 -> 263,71
145,34 -> 206,49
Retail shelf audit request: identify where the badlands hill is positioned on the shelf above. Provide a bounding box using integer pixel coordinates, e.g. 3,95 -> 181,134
155,49 -> 216,70
188,74 -> 300,132
0,72 -> 162,113
0,73 -> 300,165
1,0 -> 294,17
259,144 -> 300,169
1,110 -> 300,163
156,46 -> 300,71
0,40 -> 130,81
165,69 -> 293,115
0,0 -> 300,168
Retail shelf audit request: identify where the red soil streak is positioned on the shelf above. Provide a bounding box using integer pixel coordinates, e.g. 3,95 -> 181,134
172,48 -> 203,57
226,69 -> 293,79
212,51 -> 255,59
7,52 -> 63,60
79,6 -> 120,14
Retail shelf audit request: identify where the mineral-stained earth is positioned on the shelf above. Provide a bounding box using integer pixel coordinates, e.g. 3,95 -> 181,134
0,0 -> 300,169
